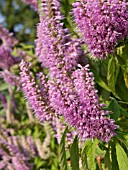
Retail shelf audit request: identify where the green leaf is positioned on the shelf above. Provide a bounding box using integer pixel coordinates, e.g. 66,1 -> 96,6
111,142 -> 119,170
34,157 -> 44,169
94,74 -> 111,92
59,127 -> 68,170
117,44 -> 128,89
107,57 -> 116,91
82,139 -> 97,170
107,57 -> 119,98
117,44 -> 128,64
82,139 -> 92,170
20,43 -> 34,49
95,144 -> 105,156
70,136 -> 79,170
60,0 -> 78,35
116,69 -> 128,102
0,83 -> 9,91
104,150 -> 112,170
116,121 -> 128,133
88,140 -> 97,170
119,106 -> 128,117
91,62 -> 111,92
108,98 -> 120,121
124,70 -> 128,89
116,143 -> 128,170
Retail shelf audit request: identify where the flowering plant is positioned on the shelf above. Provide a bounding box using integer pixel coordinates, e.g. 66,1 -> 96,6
0,0 -> 128,169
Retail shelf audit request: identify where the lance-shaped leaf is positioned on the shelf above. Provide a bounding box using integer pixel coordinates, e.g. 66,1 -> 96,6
108,98 -> 120,121
116,143 -> 128,170
70,136 -> 79,170
82,139 -> 97,170
107,57 -> 119,98
59,127 -> 68,170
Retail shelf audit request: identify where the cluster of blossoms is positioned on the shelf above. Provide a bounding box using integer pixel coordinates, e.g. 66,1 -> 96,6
0,25 -> 21,88
48,65 -> 116,142
0,25 -> 20,70
20,60 -> 53,122
73,0 -> 128,59
0,46 -> 20,70
20,0 -> 117,143
0,128 -> 35,170
20,60 -> 76,144
0,24 -> 18,47
36,0 -> 86,78
0,70 -> 20,87
0,126 -> 53,170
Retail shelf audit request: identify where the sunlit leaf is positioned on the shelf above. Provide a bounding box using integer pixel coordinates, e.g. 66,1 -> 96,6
82,139 -> 97,170
116,143 -> 128,170
0,83 -> 9,91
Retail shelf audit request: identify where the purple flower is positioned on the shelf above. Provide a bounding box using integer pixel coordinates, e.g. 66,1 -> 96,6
0,24 -> 18,47
0,46 -> 20,70
23,0 -> 117,143
0,128 -> 39,170
48,64 -> 117,142
0,26 -> 20,70
20,60 -> 53,122
0,70 -> 20,87
20,60 -> 76,143
36,0 -> 85,76
72,65 -> 116,142
73,0 -> 128,59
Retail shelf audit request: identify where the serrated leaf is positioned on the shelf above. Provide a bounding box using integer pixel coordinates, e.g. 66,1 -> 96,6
82,139 -> 97,170
70,136 -> 79,170
82,139 -> 93,170
82,139 -> 93,154
88,140 -> 97,170
59,127 -> 68,170
116,143 -> 128,170
108,98 -> 120,121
